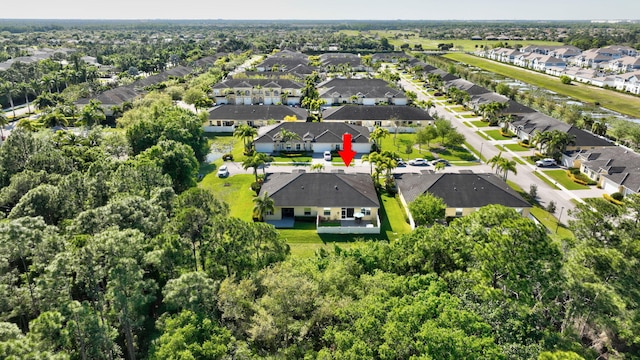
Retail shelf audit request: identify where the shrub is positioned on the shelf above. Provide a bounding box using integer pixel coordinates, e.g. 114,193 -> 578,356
521,138 -> 529,145
604,193 -> 624,205
560,75 -> 572,85
611,192 -> 624,201
546,200 -> 557,214
250,181 -> 262,195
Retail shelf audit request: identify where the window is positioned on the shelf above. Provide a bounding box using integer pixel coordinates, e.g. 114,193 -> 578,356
296,144 -> 301,150
323,208 -> 331,216
455,208 -> 463,217
360,208 -> 371,216
286,144 -> 291,150
374,120 -> 382,127
266,209 -> 273,216
304,208 -> 311,216
335,144 -> 341,150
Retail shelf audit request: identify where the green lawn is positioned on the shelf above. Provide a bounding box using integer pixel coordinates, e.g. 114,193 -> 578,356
280,193 -> 412,258
444,53 -> 640,119
380,133 -> 434,159
484,129 -> 514,141
530,206 -> 574,240
340,30 -> 562,51
431,145 -> 476,161
533,171 -> 561,190
461,114 -> 479,119
199,173 -> 255,221
512,157 -> 526,165
470,120 -> 491,127
447,105 -> 466,112
503,143 -> 531,152
543,170 -> 590,190
270,154 -> 313,163
475,131 -> 490,140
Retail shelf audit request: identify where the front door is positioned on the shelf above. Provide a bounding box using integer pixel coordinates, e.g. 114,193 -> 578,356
282,208 -> 294,218
341,208 -> 354,219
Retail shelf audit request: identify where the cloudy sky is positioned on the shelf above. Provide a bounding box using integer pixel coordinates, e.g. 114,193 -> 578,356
4,0 -> 639,20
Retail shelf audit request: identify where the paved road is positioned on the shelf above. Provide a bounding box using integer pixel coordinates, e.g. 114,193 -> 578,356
397,74 -> 605,222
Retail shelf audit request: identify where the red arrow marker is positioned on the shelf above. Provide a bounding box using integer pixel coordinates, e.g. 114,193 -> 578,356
338,133 -> 357,167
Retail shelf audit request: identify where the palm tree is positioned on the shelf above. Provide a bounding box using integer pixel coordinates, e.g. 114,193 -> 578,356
253,152 -> 273,176
499,158 -> 518,181
310,163 -> 325,172
488,152 -> 505,175
434,161 -> 446,172
591,121 -> 608,136
16,118 -> 40,132
1,81 -> 17,118
242,156 -> 260,182
79,99 -> 105,127
253,192 -> 275,222
369,126 -> 390,152
531,131 -> 553,156
233,124 -> 258,154
0,112 -> 8,140
275,128 -> 301,150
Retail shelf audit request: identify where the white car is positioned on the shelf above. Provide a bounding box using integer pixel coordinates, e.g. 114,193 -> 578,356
408,158 -> 429,166
536,158 -> 556,167
217,165 -> 229,177
323,151 -> 332,161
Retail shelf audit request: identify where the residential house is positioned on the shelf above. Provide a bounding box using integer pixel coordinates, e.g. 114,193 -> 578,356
259,172 -> 381,234
532,55 -> 566,72
509,112 -> 613,151
395,172 -> 532,219
614,71 -> 640,94
319,53 -> 365,72
317,78 -> 407,106
212,79 -> 304,105
563,147 -> 640,195
322,105 -> 432,128
607,56 -> 640,73
253,122 -> 371,154
255,51 -> 310,72
205,105 -> 308,132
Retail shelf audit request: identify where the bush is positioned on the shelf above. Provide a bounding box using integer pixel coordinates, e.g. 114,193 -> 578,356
250,181 -> 262,195
546,200 -> 557,214
611,192 -> 624,201
560,75 -> 572,85
604,193 -> 624,205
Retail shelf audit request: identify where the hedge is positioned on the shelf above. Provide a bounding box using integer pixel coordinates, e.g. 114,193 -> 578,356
603,193 -> 624,205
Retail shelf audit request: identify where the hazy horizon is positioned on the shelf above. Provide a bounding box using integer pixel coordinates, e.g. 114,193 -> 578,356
2,0 -> 639,21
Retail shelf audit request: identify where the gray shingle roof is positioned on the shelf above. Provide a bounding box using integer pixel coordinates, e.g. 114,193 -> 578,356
395,173 -> 531,208
208,105 -> 308,121
259,172 -> 379,208
254,122 -> 370,144
318,78 -> 404,99
322,105 -> 432,121
213,79 -> 304,89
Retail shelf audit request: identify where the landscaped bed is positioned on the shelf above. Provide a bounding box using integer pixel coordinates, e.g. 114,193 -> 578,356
543,169 -> 591,190
484,129 -> 514,141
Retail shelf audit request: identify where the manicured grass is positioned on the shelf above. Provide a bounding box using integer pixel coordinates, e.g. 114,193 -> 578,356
270,154 -> 313,163
461,114 -> 479,119
512,157 -> 526,165
340,30 -> 563,51
533,171 -> 561,190
543,169 -> 590,190
199,173 -> 255,221
470,120 -> 491,127
463,141 -> 484,162
530,206 -> 574,240
484,129 -> 514,141
279,193 -> 412,258
503,143 -> 531,152
431,145 -> 476,161
447,105 -> 466,111
475,131 -> 490,140
380,133 -> 433,159
444,53 -> 640,119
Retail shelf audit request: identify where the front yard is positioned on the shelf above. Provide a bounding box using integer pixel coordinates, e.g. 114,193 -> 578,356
484,129 -> 514,141
543,169 -> 591,190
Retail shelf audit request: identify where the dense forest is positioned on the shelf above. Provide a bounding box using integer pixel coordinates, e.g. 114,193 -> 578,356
0,101 -> 639,358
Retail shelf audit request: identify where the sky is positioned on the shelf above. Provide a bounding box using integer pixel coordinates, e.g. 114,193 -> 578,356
3,0 -> 639,21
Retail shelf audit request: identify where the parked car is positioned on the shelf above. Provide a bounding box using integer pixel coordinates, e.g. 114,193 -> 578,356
323,151 -> 332,161
536,158 -> 557,167
431,159 -> 450,166
396,158 -> 406,166
217,165 -> 229,178
408,158 -> 429,166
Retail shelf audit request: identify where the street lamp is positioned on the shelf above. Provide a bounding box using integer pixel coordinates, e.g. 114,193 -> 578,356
555,206 -> 565,233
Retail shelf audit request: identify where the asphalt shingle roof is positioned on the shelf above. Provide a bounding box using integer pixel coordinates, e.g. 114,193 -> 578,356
208,105 -> 308,121
259,172 -> 380,208
395,173 -> 531,208
318,78 -> 404,99
254,122 -> 370,144
322,105 -> 432,121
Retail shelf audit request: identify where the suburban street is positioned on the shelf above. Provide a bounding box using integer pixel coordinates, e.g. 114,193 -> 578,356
398,74 -> 607,221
